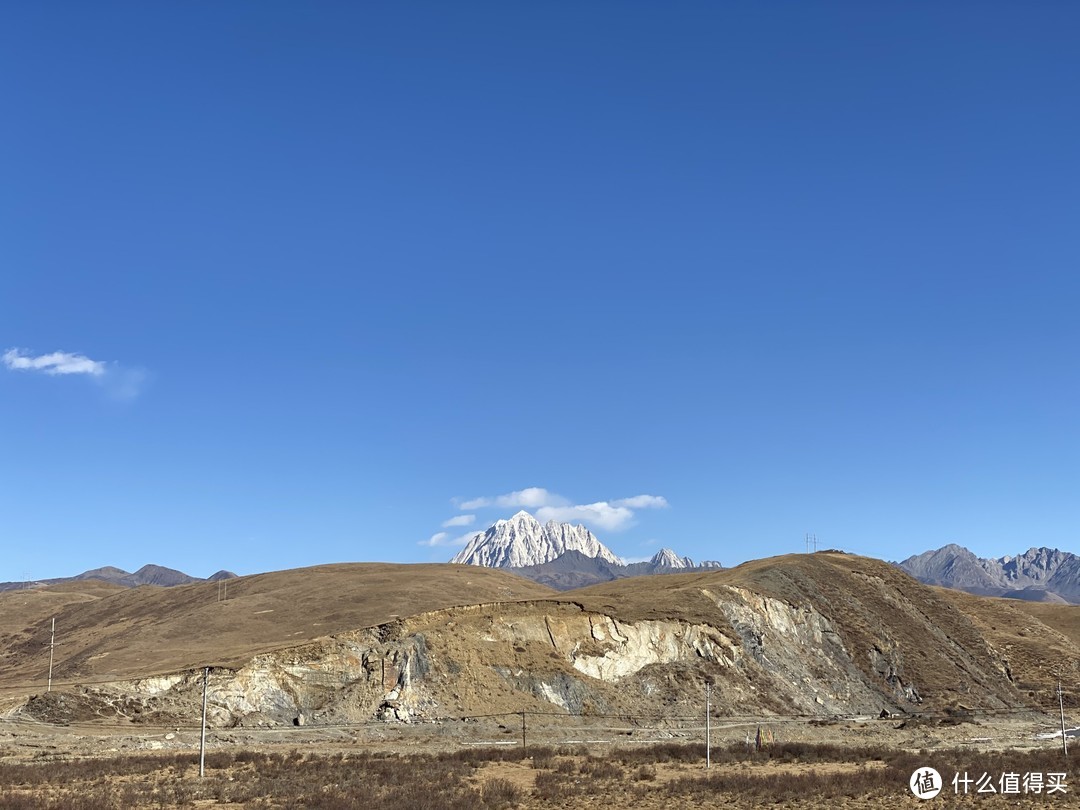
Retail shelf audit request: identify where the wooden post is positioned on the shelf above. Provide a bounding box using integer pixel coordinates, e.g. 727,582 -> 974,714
706,680 -> 711,769
200,667 -> 210,777
1059,682 -> 1069,759
47,618 -> 56,693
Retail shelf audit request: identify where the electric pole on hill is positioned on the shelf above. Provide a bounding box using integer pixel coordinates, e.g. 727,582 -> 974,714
804,533 -> 818,554
47,618 -> 56,692
200,667 -> 211,778
1058,681 -> 1069,759
705,676 -> 713,769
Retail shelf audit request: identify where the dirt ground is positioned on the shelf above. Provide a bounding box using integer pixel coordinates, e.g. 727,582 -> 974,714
0,709 -> 1066,760
2,712 -> 1076,807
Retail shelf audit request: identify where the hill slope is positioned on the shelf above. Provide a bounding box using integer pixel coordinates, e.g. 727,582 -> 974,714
0,563 -> 553,691
6,553 -> 1076,730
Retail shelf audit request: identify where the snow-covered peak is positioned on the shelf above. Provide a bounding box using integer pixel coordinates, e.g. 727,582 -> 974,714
451,513 -> 624,568
650,548 -> 694,570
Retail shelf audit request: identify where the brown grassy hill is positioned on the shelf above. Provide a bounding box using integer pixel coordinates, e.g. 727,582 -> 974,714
6,553 -> 1077,729
562,552 -> 1057,712
0,581 -> 126,640
0,563 -> 553,693
934,589 -> 1080,710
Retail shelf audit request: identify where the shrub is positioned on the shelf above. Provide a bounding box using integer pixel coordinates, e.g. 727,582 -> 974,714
480,778 -> 521,808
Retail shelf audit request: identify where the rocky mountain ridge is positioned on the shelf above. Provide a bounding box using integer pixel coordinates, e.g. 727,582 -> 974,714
897,544 -> 1080,604
505,549 -> 725,591
451,510 -> 624,567
451,512 -> 721,589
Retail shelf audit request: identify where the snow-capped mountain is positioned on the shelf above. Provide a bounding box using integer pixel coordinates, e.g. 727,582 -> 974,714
451,511 -> 624,568
649,548 -> 694,570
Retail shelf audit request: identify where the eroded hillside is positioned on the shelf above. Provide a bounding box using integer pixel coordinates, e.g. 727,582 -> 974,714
6,554 -> 1077,729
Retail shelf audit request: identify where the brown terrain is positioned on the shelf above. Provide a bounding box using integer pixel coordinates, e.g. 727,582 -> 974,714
0,563 -> 554,690
1,553 -> 1078,807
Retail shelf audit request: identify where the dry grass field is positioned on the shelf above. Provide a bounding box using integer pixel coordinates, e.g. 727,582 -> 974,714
1,741 -> 1077,809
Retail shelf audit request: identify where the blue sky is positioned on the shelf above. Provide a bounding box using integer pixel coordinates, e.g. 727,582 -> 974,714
2,2 -> 1078,579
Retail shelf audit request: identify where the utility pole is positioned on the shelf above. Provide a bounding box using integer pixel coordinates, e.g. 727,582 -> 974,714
520,710 -> 526,753
47,618 -> 56,693
705,677 -> 713,769
200,667 -> 210,777
1058,681 -> 1069,758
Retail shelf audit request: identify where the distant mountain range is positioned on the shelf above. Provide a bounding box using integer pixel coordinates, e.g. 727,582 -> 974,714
897,544 -> 1080,604
0,564 -> 236,592
450,510 -> 721,590
11,533 -> 1076,607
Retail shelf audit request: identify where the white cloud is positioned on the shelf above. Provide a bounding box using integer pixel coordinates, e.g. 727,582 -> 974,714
419,530 -> 480,548
421,532 -> 449,547
536,502 -> 637,532
612,495 -> 669,510
442,487 -> 669,539
3,347 -> 147,400
3,348 -> 106,376
441,514 -> 476,528
458,487 -> 568,511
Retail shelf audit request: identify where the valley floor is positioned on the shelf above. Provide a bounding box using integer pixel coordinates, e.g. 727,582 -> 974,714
1,714 -> 1077,808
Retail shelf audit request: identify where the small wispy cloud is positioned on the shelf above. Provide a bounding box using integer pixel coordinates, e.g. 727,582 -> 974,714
441,514 -> 476,528
419,530 -> 480,548
3,348 -> 106,376
448,488 -> 669,534
536,493 -> 668,532
536,502 -> 637,531
612,495 -> 669,510
4,347 -> 147,400
457,487 -> 568,511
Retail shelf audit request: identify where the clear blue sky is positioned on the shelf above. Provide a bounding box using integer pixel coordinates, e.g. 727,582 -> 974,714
2,2 -> 1077,579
